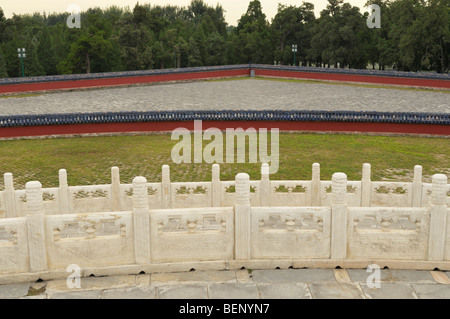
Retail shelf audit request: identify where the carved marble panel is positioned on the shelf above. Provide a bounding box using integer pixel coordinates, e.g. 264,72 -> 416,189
0,191 -> 5,219
150,207 -> 233,262
171,182 -> 212,208
251,207 -> 331,259
42,188 -> 60,215
318,181 -> 362,207
269,181 -> 311,206
347,207 -> 429,260
119,183 -> 162,211
445,209 -> 450,261
422,183 -> 450,207
69,186 -> 112,214
45,212 -> 134,268
13,190 -> 28,217
370,182 -> 412,207
0,218 -> 29,273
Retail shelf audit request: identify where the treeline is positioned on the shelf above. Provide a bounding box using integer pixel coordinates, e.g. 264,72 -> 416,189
0,0 -> 449,78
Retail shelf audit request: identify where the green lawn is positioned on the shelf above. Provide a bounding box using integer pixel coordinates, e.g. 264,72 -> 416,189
0,133 -> 448,190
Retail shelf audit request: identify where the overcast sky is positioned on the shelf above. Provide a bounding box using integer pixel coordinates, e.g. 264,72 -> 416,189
1,0 -> 369,25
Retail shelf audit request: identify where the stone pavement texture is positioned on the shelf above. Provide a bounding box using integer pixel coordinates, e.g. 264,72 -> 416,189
1,268 -> 450,299
0,79 -> 448,116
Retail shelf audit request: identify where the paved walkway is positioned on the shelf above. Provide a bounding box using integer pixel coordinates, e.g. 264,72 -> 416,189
1,79 -> 449,116
1,268 -> 450,299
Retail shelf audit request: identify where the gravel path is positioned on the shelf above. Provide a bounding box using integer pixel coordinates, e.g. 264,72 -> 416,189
0,79 -> 448,116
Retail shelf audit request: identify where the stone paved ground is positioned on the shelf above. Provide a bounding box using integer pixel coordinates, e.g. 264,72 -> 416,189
1,268 -> 450,299
0,79 -> 448,116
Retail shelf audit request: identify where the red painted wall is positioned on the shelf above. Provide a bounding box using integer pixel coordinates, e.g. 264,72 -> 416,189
0,69 -> 250,94
1,67 -> 449,95
0,67 -> 448,138
254,69 -> 450,89
0,121 -> 448,139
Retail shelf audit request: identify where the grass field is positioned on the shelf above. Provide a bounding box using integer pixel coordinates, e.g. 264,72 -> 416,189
0,132 -> 448,190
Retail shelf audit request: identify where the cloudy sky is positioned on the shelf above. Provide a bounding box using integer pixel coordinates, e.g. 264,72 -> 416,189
1,0 -> 369,25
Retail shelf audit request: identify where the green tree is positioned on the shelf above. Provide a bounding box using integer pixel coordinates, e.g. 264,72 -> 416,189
0,48 -> 8,77
0,7 -> 7,43
388,0 -> 424,71
58,32 -> 113,74
37,26 -> 57,75
271,3 -> 316,65
58,10 -> 120,74
310,0 -> 368,68
155,28 -> 179,69
421,0 -> 450,72
187,0 -> 208,23
187,36 -> 202,66
236,0 -> 267,32
231,0 -> 273,64
23,36 -> 45,76
114,9 -> 154,71
174,36 -> 188,68
204,32 -> 227,65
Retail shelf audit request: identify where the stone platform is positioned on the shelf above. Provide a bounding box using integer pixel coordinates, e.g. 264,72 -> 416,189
2,268 -> 449,299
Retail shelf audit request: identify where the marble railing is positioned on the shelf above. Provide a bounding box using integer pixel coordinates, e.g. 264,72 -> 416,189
1,163 -> 448,219
0,170 -> 449,281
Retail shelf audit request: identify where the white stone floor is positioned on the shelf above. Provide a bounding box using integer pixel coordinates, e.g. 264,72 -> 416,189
1,268 -> 450,299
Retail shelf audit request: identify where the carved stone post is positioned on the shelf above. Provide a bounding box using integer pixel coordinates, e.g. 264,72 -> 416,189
260,163 -> 270,206
235,173 -> 251,260
411,165 -> 423,207
58,169 -> 70,214
311,163 -> 321,206
161,165 -> 171,209
26,181 -> 48,272
111,166 -> 121,211
4,173 -> 16,218
331,173 -> 348,260
428,174 -> 448,261
361,163 -> 371,207
212,164 -> 221,207
132,176 -> 151,264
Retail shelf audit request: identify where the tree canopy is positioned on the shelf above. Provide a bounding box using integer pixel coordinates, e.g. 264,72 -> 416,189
0,0 -> 448,77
